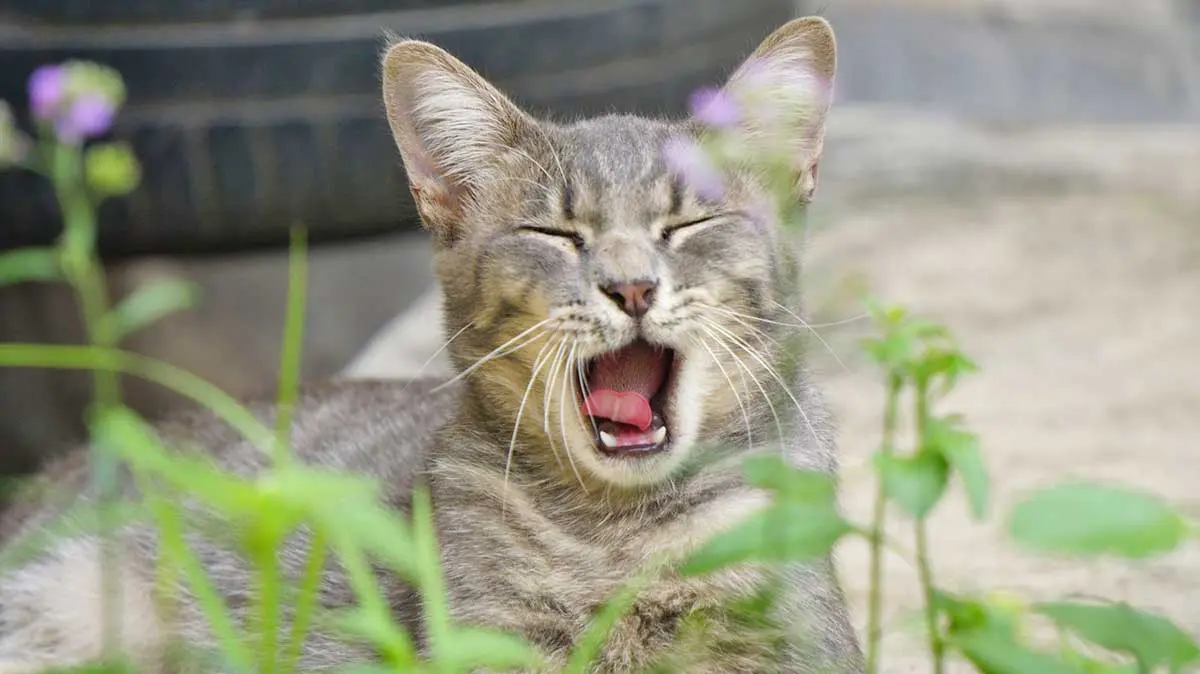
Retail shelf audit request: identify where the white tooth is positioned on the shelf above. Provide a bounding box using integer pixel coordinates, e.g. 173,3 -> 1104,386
599,431 -> 620,448
652,426 -> 667,444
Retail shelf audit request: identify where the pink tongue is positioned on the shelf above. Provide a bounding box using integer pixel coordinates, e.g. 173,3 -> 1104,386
581,342 -> 668,431
583,391 -> 653,431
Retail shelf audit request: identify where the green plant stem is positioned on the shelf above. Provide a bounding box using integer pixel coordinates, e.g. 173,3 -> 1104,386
282,529 -> 328,674
252,529 -> 284,674
864,372 -> 903,674
52,142 -> 119,404
565,571 -> 652,674
142,478 -> 253,671
336,538 -> 418,668
51,139 -> 125,663
913,381 -> 945,674
0,344 -> 276,452
413,486 -> 452,673
272,227 -> 308,466
914,522 -> 943,674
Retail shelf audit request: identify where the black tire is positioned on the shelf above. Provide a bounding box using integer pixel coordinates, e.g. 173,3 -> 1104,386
0,0 -> 794,258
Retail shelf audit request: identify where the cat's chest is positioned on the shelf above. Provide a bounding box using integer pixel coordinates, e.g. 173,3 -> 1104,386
434,485 -> 772,661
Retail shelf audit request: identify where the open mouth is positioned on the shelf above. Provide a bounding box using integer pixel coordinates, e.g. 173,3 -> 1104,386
580,340 -> 677,458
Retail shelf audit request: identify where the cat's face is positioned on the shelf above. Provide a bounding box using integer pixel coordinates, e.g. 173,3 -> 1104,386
382,18 -> 836,488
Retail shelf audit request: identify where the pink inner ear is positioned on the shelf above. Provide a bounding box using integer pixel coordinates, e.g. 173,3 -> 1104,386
406,147 -> 448,191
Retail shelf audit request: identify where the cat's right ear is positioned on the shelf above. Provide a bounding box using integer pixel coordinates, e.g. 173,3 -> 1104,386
717,17 -> 837,201
381,39 -> 532,242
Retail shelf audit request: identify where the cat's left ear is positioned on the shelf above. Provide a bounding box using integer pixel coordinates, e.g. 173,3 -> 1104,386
381,39 -> 536,242
718,17 -> 837,200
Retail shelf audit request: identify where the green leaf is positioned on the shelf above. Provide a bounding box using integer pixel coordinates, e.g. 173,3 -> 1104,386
936,591 -> 1022,641
439,627 -> 544,672
109,277 -> 198,338
741,453 -> 837,504
951,625 -> 1086,674
1036,601 -> 1200,671
926,416 -> 988,520
860,333 -> 914,373
874,449 -> 949,519
266,465 -> 419,579
314,494 -> 417,579
330,606 -> 418,668
89,406 -> 259,517
913,346 -> 979,394
1076,661 -> 1139,674
1008,482 -> 1189,559
84,142 -> 141,197
681,500 -> 852,576
564,571 -> 652,674
0,247 -> 60,287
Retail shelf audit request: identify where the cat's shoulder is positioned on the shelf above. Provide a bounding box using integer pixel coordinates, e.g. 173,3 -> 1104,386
160,376 -> 462,471
1,378 -> 463,537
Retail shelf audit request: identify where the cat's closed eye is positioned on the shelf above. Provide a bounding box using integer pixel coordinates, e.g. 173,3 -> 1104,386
518,226 -> 587,251
660,215 -> 721,245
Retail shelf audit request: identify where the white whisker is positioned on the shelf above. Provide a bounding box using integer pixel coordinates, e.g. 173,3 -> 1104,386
509,146 -> 557,186
435,316 -> 556,391
395,319 -> 474,395
697,336 -> 753,448
540,338 -> 570,472
492,174 -> 557,199
700,324 -> 784,448
503,334 -> 560,513
805,312 -> 870,329
716,304 -> 850,373
701,316 -> 821,447
542,339 -> 570,436
766,301 -> 850,373
530,123 -> 569,187
574,355 -> 600,442
559,340 -> 589,492
707,307 -> 779,354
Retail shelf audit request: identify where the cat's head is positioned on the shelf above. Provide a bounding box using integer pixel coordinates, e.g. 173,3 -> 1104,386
381,18 -> 836,489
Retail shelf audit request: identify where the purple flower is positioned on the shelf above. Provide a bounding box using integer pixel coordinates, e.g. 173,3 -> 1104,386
55,95 -> 115,143
688,87 -> 740,129
28,65 -> 67,120
662,136 -> 724,202
746,195 -> 777,231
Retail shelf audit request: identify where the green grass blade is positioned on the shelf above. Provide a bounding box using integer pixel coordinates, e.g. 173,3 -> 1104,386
281,529 -> 328,674
0,344 -> 274,454
412,485 -> 452,672
273,226 -> 308,465
564,571 -> 652,674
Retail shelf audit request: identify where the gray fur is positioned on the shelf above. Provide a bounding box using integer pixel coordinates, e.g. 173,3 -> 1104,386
0,17 -> 863,674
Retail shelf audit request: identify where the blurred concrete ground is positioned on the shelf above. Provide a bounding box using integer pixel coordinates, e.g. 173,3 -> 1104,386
1,1 -> 1198,666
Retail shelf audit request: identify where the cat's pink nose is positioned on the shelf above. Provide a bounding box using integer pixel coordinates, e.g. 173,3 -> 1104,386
602,280 -> 657,318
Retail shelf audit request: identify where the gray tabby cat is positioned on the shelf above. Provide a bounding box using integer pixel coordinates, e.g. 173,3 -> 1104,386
0,16 -> 863,674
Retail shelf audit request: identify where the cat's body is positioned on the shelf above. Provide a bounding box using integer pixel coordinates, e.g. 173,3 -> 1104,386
0,17 -> 864,674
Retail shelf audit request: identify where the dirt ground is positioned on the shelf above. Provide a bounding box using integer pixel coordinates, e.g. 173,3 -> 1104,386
346,109 -> 1200,671
806,113 -> 1200,671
